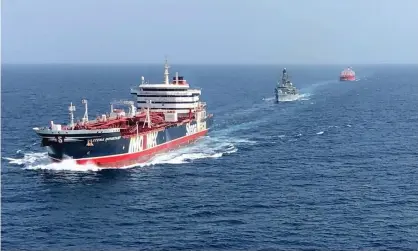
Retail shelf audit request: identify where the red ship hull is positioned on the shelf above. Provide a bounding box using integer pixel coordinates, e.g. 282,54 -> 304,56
50,129 -> 209,168
340,75 -> 356,81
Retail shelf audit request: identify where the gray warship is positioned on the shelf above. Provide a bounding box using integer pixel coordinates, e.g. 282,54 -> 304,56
274,68 -> 298,102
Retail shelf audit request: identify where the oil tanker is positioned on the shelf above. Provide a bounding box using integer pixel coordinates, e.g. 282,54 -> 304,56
33,60 -> 213,168
339,67 -> 356,81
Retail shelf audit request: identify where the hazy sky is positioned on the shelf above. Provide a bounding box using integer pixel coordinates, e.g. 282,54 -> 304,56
2,0 -> 418,64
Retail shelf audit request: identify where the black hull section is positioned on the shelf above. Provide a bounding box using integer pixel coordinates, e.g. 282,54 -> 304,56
41,116 -> 213,162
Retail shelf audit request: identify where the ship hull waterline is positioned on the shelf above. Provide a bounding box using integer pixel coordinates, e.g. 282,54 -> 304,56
41,117 -> 213,168
275,92 -> 299,103
340,76 -> 356,81
49,129 -> 208,168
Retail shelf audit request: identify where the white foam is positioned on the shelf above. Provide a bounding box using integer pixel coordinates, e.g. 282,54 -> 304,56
26,159 -> 101,172
3,134 -> 243,172
262,97 -> 275,101
215,119 -> 269,137
3,152 -> 47,165
278,93 -> 310,102
3,152 -> 101,172
316,131 -> 324,135
263,93 -> 310,103
133,137 -> 239,167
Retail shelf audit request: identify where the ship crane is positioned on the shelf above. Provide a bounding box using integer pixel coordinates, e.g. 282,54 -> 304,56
68,102 -> 76,129
143,100 -> 152,128
82,99 -> 89,124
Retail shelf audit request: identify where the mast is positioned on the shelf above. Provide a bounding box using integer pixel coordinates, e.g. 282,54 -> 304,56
164,58 -> 170,85
282,68 -> 287,84
147,100 -> 152,128
68,102 -> 76,129
130,103 -> 137,117
143,100 -> 152,128
136,122 -> 139,139
82,99 -> 88,123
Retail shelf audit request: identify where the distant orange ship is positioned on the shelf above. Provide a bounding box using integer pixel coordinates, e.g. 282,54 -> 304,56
340,67 -> 356,81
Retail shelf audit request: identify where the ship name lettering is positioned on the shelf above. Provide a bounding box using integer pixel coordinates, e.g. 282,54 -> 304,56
92,136 -> 121,143
129,136 -> 143,153
186,123 -> 197,136
146,131 -> 158,149
105,136 -> 121,141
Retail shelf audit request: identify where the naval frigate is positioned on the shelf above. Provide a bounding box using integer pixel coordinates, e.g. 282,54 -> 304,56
274,68 -> 298,102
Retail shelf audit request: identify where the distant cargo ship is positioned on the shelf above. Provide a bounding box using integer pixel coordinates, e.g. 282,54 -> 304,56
33,59 -> 214,168
340,67 -> 356,81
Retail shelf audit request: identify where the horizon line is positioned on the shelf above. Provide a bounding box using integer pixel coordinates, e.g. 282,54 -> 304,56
2,62 -> 418,66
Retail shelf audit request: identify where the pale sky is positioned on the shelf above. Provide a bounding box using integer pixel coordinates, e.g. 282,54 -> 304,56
2,0 -> 418,64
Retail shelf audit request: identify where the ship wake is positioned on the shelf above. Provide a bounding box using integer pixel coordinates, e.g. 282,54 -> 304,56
278,93 -> 310,102
263,93 -> 310,103
25,159 -> 102,172
138,136 -> 239,167
3,152 -> 101,172
3,135 -> 242,172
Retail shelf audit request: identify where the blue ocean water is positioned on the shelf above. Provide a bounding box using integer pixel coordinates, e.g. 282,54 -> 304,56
2,64 -> 418,250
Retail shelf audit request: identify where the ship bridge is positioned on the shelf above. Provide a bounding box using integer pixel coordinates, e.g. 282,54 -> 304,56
340,67 -> 356,76
130,59 -> 203,114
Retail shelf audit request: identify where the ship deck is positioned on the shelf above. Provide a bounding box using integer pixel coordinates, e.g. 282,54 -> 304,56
34,111 -> 202,138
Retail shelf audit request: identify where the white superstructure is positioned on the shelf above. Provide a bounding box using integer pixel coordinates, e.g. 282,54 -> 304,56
130,59 -> 203,114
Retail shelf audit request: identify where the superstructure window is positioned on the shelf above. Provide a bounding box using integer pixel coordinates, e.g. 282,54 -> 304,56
136,107 -> 193,110
137,101 -> 197,104
141,88 -> 187,92
138,94 -> 200,97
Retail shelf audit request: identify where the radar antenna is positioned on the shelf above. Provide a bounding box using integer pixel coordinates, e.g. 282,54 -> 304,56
68,102 -> 76,129
164,57 -> 170,85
